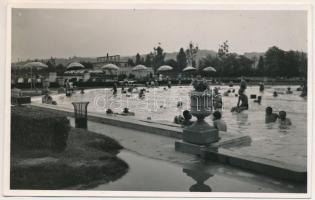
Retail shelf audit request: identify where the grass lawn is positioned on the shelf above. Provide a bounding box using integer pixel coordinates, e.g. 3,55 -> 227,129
11,126 -> 129,190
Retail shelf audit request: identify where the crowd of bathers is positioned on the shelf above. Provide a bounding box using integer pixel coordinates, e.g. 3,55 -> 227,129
174,77 -> 295,132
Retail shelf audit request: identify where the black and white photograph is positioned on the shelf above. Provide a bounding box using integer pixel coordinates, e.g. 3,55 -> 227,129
2,2 -> 314,198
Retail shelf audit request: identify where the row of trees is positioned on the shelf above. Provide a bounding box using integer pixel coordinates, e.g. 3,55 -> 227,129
128,42 -> 199,74
17,41 -> 306,79
259,46 -> 307,78
129,41 -> 307,78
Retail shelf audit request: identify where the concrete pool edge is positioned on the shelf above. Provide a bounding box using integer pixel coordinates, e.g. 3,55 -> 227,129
30,102 -> 307,183
175,141 -> 306,182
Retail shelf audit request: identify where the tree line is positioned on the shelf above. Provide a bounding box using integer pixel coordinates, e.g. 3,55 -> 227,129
15,41 -> 307,79
128,41 -> 307,78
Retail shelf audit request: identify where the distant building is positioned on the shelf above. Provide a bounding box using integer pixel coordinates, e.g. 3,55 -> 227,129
94,54 -> 129,68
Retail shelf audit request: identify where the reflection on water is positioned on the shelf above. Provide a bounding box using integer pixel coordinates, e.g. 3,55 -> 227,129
183,168 -> 213,192
92,150 -> 306,192
235,112 -> 249,127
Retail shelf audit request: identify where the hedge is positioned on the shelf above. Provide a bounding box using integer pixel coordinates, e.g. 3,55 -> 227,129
11,106 -> 70,152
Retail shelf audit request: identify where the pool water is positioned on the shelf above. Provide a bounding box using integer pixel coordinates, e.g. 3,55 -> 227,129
93,150 -> 306,192
49,85 -> 307,167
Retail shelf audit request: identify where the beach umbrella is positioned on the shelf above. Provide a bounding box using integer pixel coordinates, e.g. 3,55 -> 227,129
102,63 -> 119,80
202,66 -> 216,72
23,61 -> 48,69
183,66 -> 197,72
101,63 -> 119,71
23,62 -> 48,89
132,65 -> 148,79
66,62 -> 85,70
132,65 -> 148,71
157,65 -> 173,72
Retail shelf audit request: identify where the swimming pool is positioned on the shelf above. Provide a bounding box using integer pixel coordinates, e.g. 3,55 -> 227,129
44,85 -> 307,167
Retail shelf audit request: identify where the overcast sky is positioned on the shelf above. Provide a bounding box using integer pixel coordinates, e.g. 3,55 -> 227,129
11,9 -> 307,62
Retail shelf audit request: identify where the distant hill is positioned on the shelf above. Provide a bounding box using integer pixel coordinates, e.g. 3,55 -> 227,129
54,57 -> 97,66
120,49 -> 218,63
12,50 -> 265,67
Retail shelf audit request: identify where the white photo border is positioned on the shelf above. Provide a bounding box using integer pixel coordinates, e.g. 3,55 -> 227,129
1,1 -> 314,199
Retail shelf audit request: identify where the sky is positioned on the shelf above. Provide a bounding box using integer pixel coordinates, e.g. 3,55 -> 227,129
11,9 -> 307,62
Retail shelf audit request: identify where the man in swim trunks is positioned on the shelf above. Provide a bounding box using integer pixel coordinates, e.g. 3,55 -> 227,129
231,89 -> 248,113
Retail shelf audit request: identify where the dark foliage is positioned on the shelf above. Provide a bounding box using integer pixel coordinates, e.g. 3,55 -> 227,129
11,106 -> 70,152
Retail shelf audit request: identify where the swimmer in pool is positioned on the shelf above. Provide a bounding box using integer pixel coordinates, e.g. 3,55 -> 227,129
278,111 -> 292,126
231,89 -> 248,113
177,101 -> 183,108
265,107 -> 278,123
213,111 -> 227,132
182,110 -> 193,127
120,107 -> 135,116
213,87 -> 223,109
286,87 -> 293,94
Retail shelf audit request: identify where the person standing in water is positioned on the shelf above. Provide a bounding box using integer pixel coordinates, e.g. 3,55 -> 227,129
300,81 -> 307,97
112,83 -> 117,96
121,83 -> 125,94
167,80 -> 172,89
240,76 -> 247,91
259,82 -> 264,92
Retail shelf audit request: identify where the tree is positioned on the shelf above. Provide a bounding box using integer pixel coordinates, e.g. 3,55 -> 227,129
264,46 -> 285,77
283,51 -> 300,78
140,57 -> 145,65
217,40 -> 231,77
135,53 -> 141,65
152,45 -> 166,72
185,42 -> 199,67
199,54 -> 221,77
257,56 -> 265,76
127,58 -> 135,67
238,55 -> 253,76
55,64 -> 65,76
299,52 -> 307,78
45,60 -> 55,72
144,53 -> 153,67
176,48 -> 187,71
218,40 -> 229,58
165,59 -> 178,68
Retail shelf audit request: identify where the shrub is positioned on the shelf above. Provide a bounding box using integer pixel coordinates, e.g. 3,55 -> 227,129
11,106 -> 70,152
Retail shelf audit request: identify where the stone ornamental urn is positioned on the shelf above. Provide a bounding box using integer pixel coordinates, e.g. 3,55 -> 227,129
183,76 -> 219,145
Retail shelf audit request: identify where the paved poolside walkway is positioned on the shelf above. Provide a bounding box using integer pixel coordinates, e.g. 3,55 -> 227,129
69,118 -> 200,166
